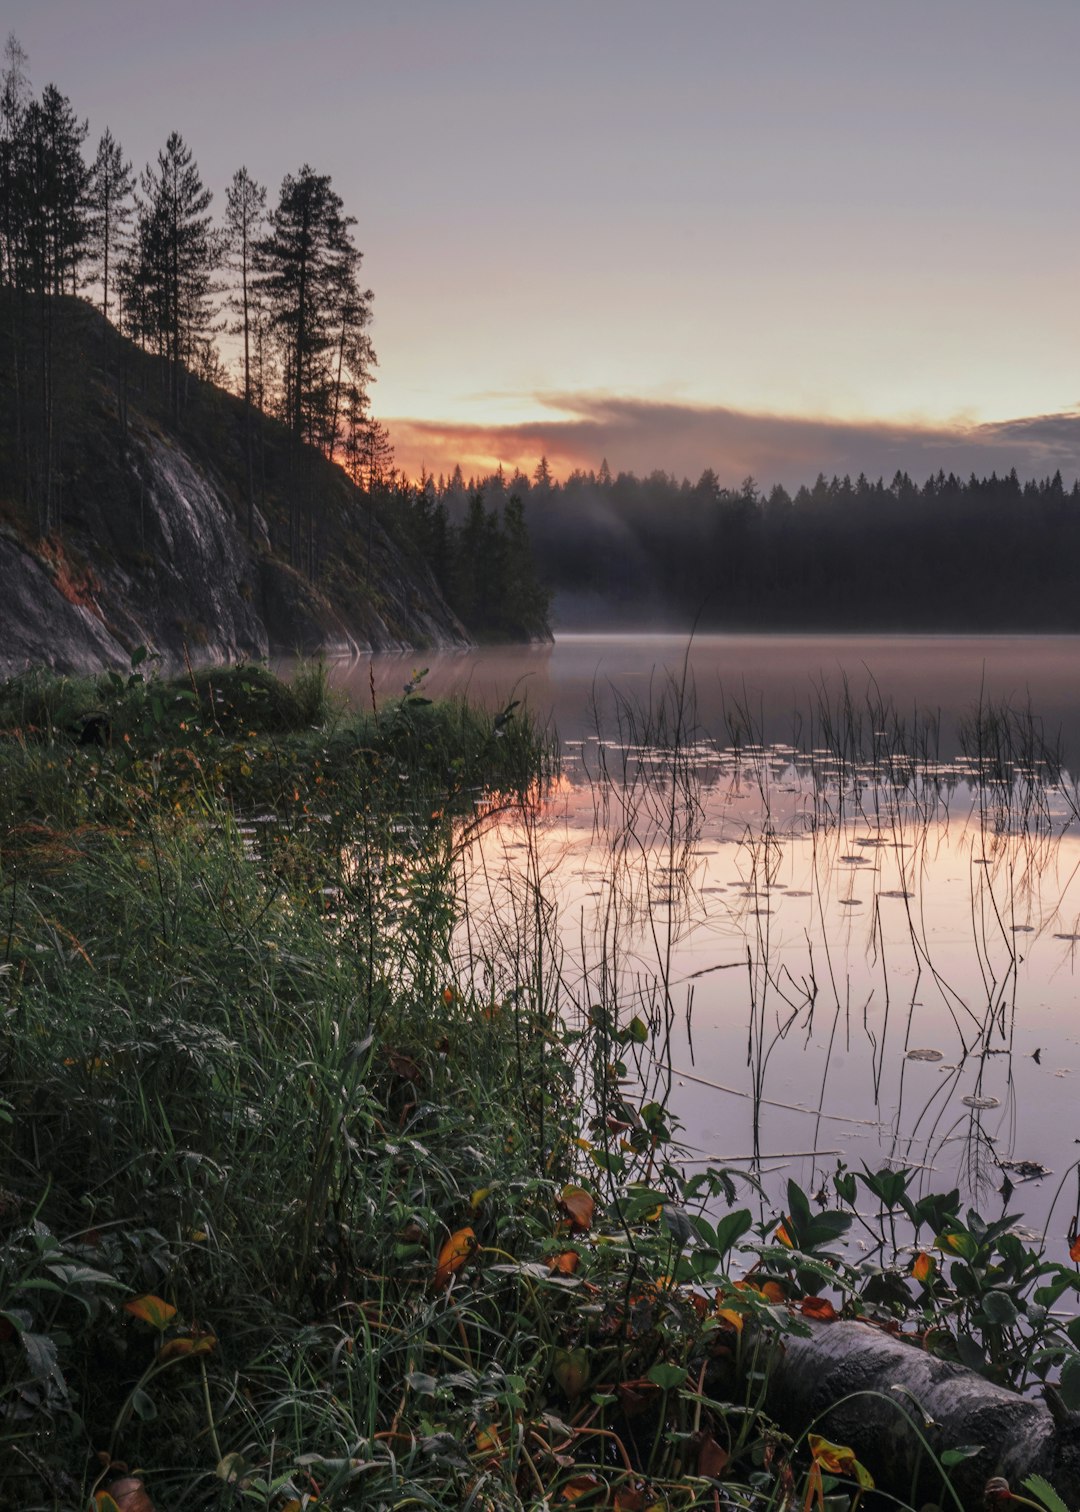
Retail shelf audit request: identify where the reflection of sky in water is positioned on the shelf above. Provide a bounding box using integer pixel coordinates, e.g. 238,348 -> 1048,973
324,636 -> 1080,1246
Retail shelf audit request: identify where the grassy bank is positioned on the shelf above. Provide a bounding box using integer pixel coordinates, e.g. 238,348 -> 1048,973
3,664 -> 1080,1512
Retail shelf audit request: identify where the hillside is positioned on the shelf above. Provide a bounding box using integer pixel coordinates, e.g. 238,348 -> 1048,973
0,295 -> 470,676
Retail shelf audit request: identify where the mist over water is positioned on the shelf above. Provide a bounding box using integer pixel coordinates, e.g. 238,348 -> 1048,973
341,633 -> 1080,767
324,633 -> 1080,1239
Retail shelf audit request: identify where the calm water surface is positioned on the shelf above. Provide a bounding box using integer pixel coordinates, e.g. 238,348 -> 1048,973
333,635 -> 1080,1243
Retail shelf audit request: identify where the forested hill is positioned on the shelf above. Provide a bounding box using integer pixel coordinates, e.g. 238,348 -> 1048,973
0,40 -> 551,674
0,293 -> 482,674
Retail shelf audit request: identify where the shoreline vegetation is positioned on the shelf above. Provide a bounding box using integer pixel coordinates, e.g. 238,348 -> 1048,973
3,663 -> 1080,1510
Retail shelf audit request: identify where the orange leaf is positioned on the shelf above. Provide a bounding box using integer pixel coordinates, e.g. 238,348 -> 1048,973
1070,1234 -> 1080,1264
157,1334 -> 217,1362
716,1307 -> 744,1333
560,1472 -> 603,1502
800,1296 -> 837,1321
475,1424 -> 502,1454
776,1221 -> 794,1247
559,1185 -> 596,1231
697,1433 -> 729,1478
613,1489 -> 645,1512
548,1249 -> 580,1275
759,1280 -> 786,1304
433,1226 -> 476,1290
912,1251 -> 934,1282
124,1295 -> 177,1330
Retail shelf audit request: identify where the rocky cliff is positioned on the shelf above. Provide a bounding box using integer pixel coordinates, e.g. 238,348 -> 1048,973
0,301 -> 469,676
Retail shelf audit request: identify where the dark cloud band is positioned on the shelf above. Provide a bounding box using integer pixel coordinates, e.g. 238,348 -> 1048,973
388,394 -> 1080,488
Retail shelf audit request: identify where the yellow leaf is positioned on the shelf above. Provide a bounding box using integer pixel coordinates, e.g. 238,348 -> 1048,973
470,1187 -> 492,1210
433,1226 -> 476,1290
808,1434 -> 873,1489
124,1294 -> 177,1330
717,1307 -> 744,1333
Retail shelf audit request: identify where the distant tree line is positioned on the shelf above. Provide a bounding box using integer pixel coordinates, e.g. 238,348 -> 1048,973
414,457 -> 1080,631
0,33 -> 382,578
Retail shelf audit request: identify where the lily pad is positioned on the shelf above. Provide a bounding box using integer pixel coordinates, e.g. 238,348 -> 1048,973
906,1048 -> 944,1063
961,1094 -> 1000,1110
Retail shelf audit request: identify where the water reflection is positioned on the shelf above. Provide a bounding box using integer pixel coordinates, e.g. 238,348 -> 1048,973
322,635 -> 1080,1241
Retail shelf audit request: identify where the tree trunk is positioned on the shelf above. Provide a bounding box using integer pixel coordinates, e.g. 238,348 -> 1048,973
759,1319 -> 1080,1508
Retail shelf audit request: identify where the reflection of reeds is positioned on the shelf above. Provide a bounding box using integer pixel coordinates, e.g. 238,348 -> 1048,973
457,667 -> 1080,1229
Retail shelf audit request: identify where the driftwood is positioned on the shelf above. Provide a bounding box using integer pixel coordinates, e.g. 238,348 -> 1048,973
761,1319 -> 1080,1508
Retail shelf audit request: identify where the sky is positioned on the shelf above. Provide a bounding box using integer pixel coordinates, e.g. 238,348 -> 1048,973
7,0 -> 1080,485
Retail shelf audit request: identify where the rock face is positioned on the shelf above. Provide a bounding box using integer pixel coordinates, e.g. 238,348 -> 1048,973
0,417 -> 470,678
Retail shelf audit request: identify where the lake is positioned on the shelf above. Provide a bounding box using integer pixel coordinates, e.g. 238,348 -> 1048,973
327,634 -> 1080,1247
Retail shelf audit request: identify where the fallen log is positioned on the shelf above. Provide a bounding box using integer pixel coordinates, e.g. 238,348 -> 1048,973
761,1319 -> 1080,1508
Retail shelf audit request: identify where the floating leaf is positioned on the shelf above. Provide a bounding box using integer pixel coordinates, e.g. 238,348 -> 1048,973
433,1226 -> 476,1290
962,1094 -> 1000,1110
559,1185 -> 596,1232
906,1048 -> 944,1063
124,1295 -> 176,1330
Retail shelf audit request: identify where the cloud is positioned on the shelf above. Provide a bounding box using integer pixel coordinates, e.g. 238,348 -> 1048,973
386,394 -> 1080,489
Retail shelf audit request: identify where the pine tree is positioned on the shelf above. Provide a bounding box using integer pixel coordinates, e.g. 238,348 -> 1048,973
133,132 -> 218,418
87,127 -> 133,323
223,165 -> 266,536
